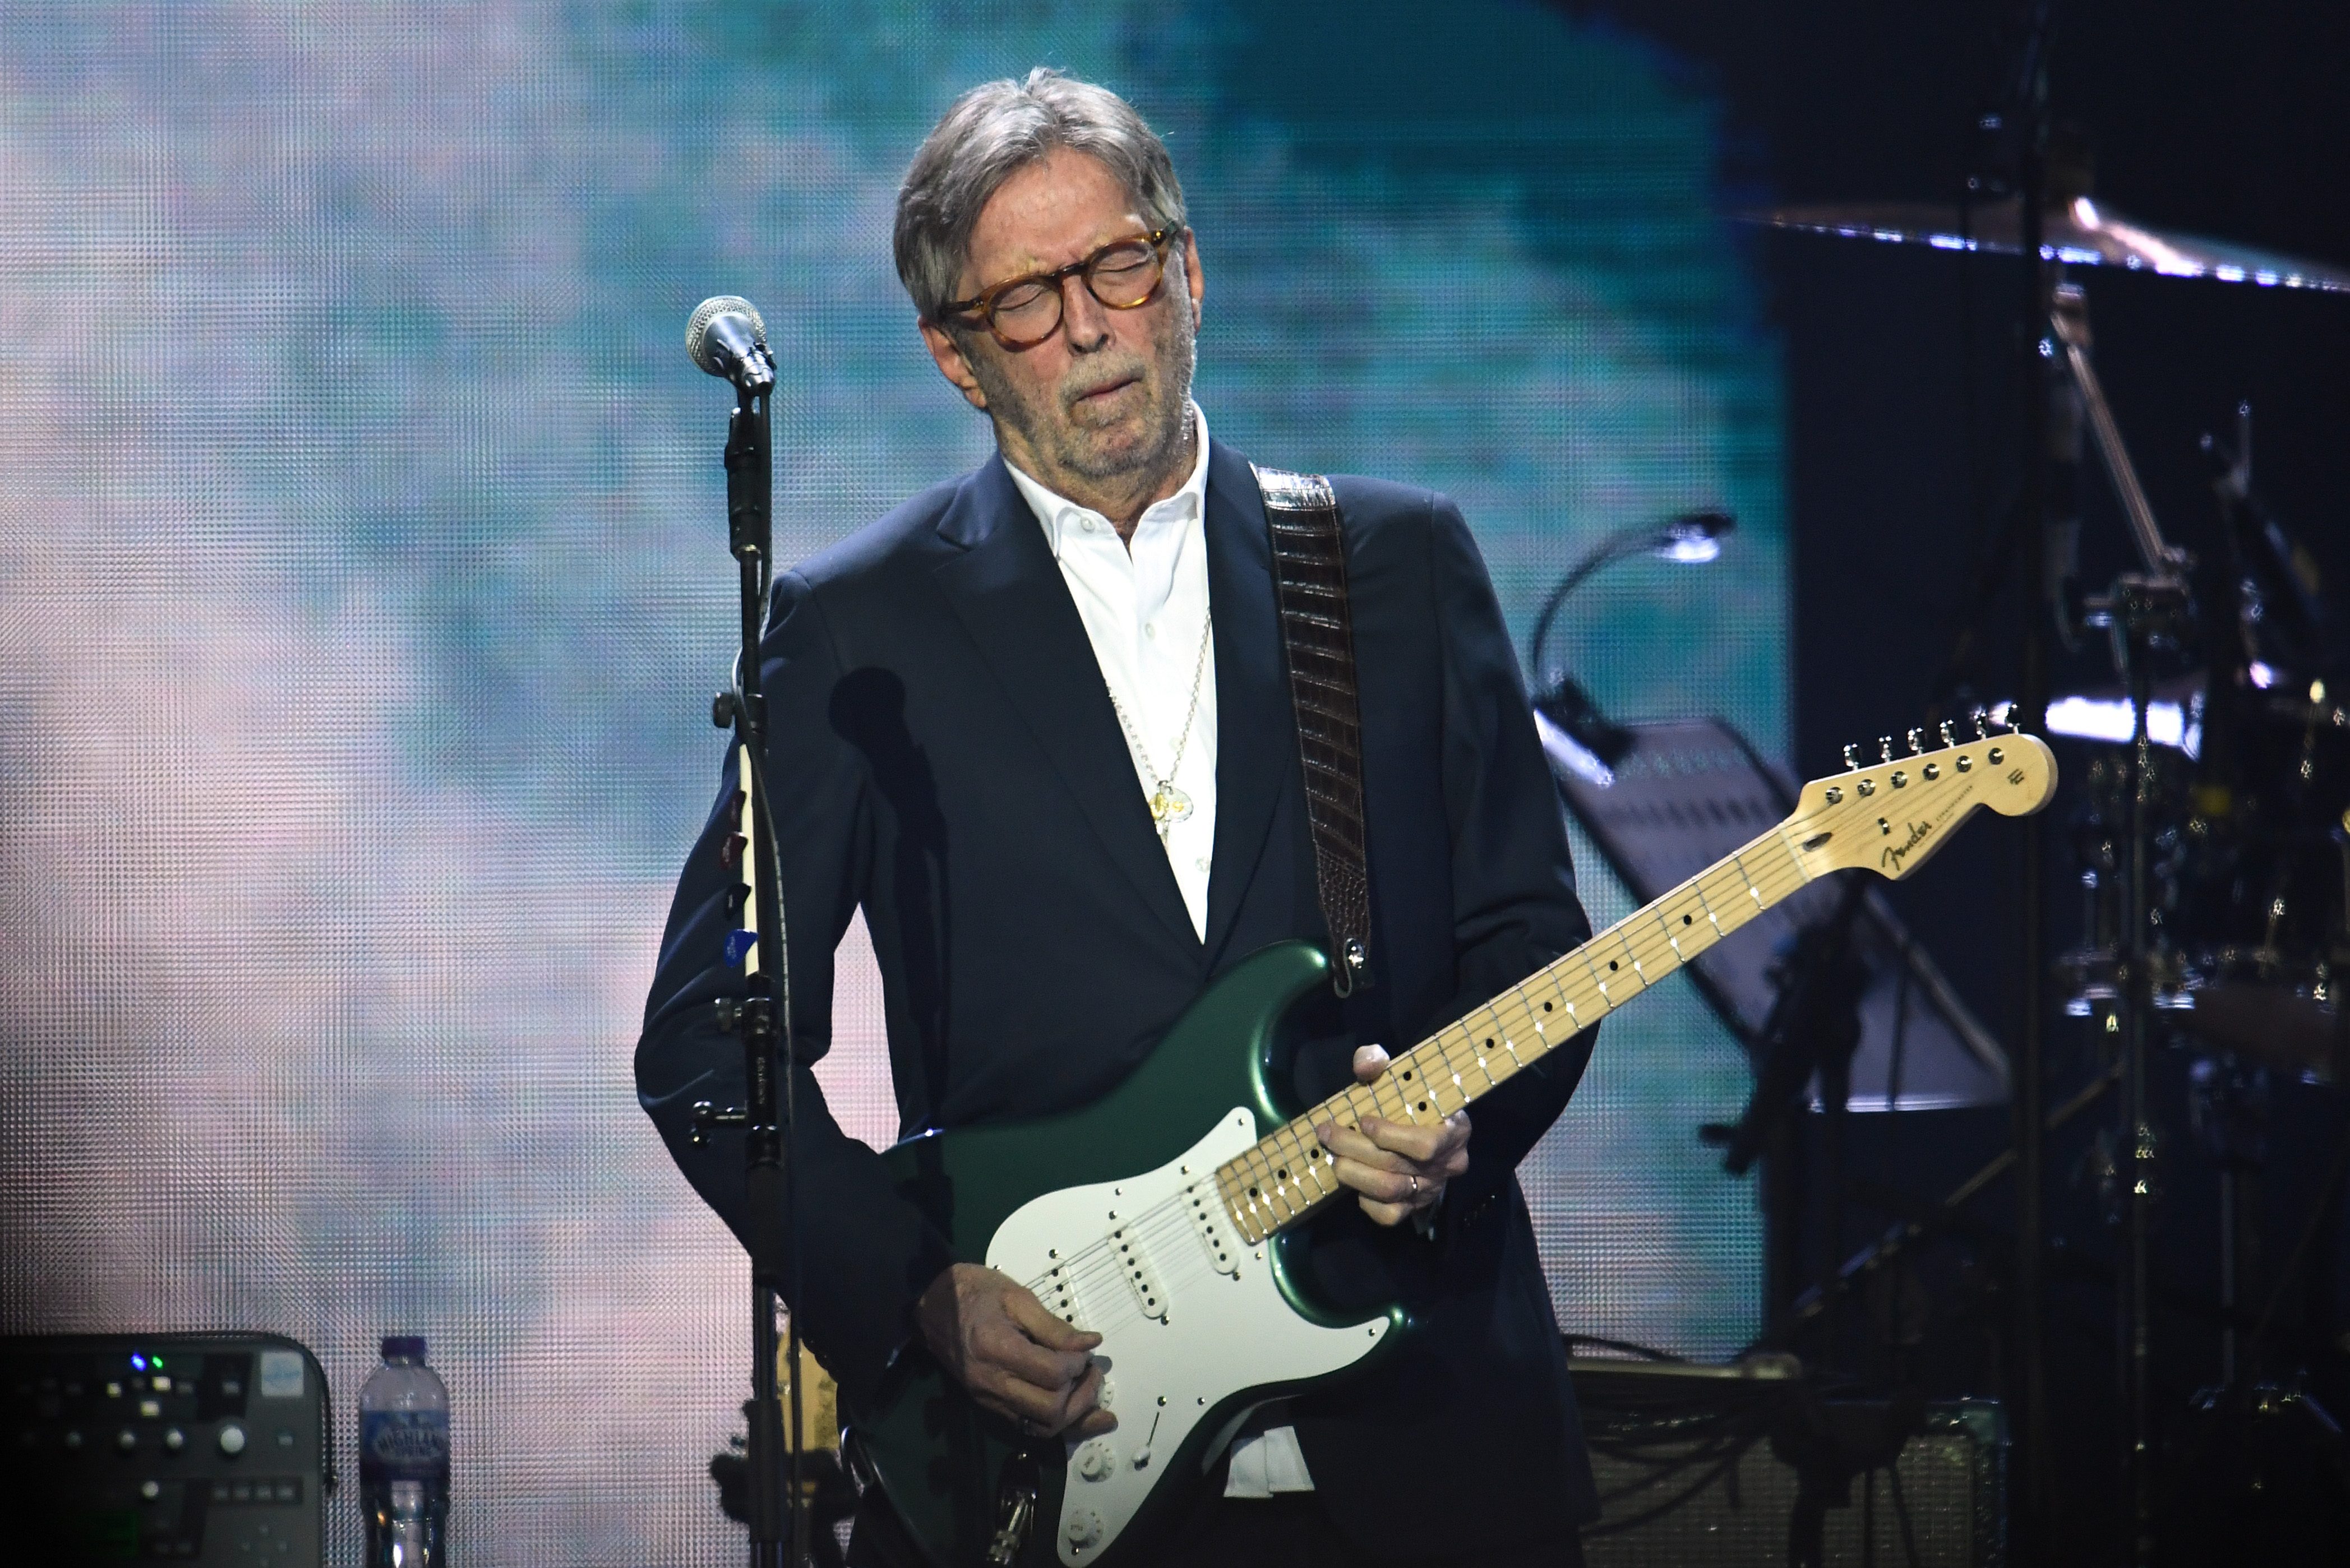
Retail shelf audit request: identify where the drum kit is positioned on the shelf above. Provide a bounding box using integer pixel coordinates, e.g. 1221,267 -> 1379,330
1754,170 -> 2350,1557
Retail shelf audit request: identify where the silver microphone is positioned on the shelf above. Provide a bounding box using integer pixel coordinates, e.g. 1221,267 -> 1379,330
685,295 -> 775,392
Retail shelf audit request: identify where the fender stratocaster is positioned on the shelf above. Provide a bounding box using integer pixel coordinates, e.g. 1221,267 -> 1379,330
850,727 -> 2057,1565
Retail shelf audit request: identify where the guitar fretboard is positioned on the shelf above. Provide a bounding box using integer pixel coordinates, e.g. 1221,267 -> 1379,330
1211,821 -> 1816,1245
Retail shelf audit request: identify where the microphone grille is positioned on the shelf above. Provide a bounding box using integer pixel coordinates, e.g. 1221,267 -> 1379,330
685,295 -> 768,375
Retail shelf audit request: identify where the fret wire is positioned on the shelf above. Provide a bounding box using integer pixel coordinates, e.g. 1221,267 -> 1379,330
1612,923 -> 1654,986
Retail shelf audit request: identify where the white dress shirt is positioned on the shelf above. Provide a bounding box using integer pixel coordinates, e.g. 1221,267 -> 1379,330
1004,405 -> 1317,1497
1004,404 -> 1220,941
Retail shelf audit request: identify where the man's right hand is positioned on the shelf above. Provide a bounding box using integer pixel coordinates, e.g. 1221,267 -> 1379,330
915,1262 -> 1115,1439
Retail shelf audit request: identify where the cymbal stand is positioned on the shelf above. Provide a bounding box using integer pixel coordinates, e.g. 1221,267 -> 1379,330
2046,263 -> 2194,1567
2085,572 -> 2191,1568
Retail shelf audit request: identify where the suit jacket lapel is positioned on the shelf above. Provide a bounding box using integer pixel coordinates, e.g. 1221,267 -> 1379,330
930,455 -> 1202,956
1202,441 -> 1292,968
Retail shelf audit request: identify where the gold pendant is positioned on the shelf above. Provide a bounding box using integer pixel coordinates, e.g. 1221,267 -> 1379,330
1147,781 -> 1194,830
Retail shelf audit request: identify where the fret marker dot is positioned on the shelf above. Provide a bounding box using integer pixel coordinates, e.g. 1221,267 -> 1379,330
1608,960 -> 1619,971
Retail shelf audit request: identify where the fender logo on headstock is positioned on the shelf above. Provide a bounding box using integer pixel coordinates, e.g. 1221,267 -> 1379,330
1881,819 -> 1933,873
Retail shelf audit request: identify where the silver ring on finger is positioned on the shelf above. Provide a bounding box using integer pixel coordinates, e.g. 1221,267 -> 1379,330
1408,1174 -> 1421,1200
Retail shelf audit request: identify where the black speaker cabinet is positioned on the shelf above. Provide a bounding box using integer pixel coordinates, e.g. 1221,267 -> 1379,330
1573,1357 -> 2005,1568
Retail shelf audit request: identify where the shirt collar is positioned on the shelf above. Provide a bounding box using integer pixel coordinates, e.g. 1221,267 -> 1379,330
1005,402 -> 1211,557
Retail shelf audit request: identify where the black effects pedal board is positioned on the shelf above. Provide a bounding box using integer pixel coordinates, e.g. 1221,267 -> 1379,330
3,1333 -> 331,1566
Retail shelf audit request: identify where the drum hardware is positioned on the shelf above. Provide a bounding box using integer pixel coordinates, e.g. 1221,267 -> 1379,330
1746,36 -> 2350,1550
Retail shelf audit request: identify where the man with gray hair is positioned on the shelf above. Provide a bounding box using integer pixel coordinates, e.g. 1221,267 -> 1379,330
640,67 -> 1598,1565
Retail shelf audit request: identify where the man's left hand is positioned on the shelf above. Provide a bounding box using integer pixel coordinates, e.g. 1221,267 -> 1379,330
1315,1044 -> 1470,1227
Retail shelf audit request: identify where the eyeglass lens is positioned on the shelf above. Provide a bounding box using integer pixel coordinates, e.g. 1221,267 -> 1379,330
986,239 -> 1165,346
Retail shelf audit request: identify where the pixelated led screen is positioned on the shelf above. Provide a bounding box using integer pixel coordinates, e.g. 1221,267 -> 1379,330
0,2 -> 1781,1559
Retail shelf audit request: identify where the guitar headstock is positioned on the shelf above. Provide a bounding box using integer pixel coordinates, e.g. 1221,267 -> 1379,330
1783,723 -> 2058,882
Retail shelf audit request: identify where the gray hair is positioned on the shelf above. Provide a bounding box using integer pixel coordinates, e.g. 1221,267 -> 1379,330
893,68 -> 1186,322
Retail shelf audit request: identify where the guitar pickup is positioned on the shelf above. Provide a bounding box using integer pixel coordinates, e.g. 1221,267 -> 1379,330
1041,1257 -> 1085,1329
1108,1226 -> 1167,1321
1183,1183 -> 1239,1277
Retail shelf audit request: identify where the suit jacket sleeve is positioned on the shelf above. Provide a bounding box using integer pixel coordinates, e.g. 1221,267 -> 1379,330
634,568 -> 955,1409
1426,497 -> 1598,1222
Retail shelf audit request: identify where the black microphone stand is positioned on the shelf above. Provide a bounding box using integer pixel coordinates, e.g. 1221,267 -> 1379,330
690,361 -> 811,1568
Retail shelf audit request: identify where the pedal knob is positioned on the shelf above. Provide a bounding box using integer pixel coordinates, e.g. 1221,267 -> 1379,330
216,1422 -> 246,1456
1075,1440 -> 1114,1482
1066,1507 -> 1104,1547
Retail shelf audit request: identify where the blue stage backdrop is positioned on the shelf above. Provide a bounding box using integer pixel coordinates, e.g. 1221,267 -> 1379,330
0,2 -> 1781,1559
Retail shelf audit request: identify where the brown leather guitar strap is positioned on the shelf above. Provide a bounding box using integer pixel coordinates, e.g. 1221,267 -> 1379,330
1253,464 -> 1374,996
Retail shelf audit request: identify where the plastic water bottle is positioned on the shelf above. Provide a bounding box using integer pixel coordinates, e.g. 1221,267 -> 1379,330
359,1335 -> 450,1567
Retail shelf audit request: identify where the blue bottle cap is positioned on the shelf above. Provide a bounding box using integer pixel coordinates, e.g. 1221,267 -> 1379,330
380,1335 -> 427,1360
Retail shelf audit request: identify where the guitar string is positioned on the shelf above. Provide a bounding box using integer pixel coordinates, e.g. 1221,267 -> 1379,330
1031,837 -> 1813,1320
1223,740 -> 2028,1226
1023,746 -> 2026,1325
1226,830 -> 1818,1236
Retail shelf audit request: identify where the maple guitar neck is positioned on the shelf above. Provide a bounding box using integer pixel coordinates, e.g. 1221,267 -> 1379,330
1212,729 -> 2058,1246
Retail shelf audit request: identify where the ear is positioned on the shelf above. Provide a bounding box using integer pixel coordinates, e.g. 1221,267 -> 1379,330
1179,228 -> 1205,328
917,318 -> 989,411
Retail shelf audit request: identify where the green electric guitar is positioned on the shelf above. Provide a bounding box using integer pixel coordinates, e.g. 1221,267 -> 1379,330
848,726 -> 2057,1565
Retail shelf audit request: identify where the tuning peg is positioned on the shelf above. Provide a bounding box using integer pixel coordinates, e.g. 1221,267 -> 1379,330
1972,708 -> 1990,740
1906,728 -> 1924,754
2006,706 -> 2023,733
1843,743 -> 1859,771
1939,720 -> 1957,747
1878,736 -> 1894,765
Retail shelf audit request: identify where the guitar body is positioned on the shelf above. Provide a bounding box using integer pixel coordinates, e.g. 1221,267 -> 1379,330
852,941 -> 1404,1567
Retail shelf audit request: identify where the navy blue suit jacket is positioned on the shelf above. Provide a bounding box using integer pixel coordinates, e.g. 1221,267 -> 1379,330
637,438 -> 1601,1552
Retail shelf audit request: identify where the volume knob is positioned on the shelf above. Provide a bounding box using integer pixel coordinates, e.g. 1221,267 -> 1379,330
1065,1507 -> 1104,1548
1075,1440 -> 1114,1482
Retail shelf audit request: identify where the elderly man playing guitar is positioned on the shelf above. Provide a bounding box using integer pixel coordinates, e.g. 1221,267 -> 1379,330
639,69 -> 1601,1567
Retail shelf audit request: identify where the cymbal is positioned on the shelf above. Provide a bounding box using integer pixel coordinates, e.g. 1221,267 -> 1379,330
1751,196 -> 2350,293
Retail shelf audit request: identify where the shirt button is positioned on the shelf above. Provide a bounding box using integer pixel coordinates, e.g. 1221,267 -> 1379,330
1078,517 -> 1097,534
1144,622 -> 1157,639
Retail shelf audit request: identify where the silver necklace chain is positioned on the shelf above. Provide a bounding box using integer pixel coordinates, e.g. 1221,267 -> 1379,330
1106,605 -> 1214,839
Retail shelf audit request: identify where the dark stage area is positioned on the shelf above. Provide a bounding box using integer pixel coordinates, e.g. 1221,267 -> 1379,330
1564,1 -> 2350,1561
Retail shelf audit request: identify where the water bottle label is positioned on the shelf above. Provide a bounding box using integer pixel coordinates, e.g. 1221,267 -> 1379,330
361,1410 -> 449,1474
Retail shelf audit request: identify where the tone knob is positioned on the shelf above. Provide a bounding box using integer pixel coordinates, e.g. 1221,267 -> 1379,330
1074,1440 -> 1114,1481
1065,1507 -> 1103,1548
216,1422 -> 247,1456
1095,1376 -> 1115,1410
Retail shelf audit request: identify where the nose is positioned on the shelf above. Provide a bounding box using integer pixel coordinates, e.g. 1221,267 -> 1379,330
1056,273 -> 1114,351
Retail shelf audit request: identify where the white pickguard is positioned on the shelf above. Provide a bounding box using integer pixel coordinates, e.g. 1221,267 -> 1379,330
986,1109 -> 1393,1564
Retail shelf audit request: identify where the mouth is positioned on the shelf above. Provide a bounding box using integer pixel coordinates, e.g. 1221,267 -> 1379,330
1069,373 -> 1141,409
